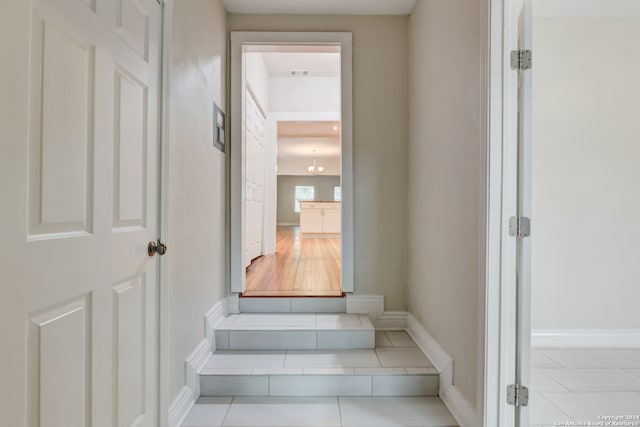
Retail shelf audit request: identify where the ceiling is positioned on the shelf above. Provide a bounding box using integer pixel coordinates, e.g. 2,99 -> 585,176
261,52 -> 340,77
277,121 -> 341,160
223,0 -> 416,15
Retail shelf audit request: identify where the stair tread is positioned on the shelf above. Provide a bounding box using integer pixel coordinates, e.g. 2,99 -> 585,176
200,346 -> 436,376
199,332 -> 440,397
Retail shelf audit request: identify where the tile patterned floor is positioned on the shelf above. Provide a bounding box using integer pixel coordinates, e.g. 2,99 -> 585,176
530,348 -> 640,427
182,396 -> 458,427
182,331 -> 457,426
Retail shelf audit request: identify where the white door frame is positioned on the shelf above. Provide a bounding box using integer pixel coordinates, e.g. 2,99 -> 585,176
229,31 -> 354,294
483,0 -> 528,425
158,0 -> 173,425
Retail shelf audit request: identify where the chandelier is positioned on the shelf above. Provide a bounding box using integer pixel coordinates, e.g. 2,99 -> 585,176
308,150 -> 324,175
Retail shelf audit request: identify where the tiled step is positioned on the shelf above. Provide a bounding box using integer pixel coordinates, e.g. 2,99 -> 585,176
238,296 -> 347,313
215,313 -> 374,350
199,332 -> 439,397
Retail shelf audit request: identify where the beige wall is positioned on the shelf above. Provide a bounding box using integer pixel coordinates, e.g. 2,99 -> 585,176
532,17 -> 640,331
229,14 -> 409,310
169,0 -> 227,400
407,0 -> 481,408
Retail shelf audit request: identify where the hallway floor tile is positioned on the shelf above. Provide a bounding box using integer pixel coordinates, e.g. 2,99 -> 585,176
530,348 -> 640,427
181,396 -> 458,427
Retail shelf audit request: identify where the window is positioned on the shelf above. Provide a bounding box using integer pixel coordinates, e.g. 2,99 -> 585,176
294,186 -> 315,213
334,186 -> 341,201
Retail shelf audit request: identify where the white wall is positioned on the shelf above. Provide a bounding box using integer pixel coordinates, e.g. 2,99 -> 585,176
532,17 -> 640,331
169,0 -> 227,400
407,0 -> 481,409
269,76 -> 340,112
245,52 -> 269,111
229,14 -> 409,310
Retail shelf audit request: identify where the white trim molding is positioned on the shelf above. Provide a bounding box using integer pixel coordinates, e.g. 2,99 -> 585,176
168,386 -> 194,427
407,313 -> 477,427
441,386 -> 478,427
168,295 -> 236,427
532,329 -> 640,348
158,0 -> 174,425
184,340 -> 211,405
230,31 -> 354,294
346,295 -> 407,330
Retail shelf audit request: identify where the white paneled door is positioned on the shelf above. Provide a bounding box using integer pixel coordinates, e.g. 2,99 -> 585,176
244,89 -> 266,267
0,0 -> 162,425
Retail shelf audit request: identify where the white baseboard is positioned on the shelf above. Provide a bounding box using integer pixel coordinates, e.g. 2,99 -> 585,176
168,295 -> 236,427
440,385 -> 478,427
168,337 -> 213,427
277,221 -> 298,226
406,313 -> 477,427
225,293 -> 240,315
185,339 -> 211,399
532,329 -> 640,348
346,295 -> 407,329
168,386 -> 195,427
377,311 -> 409,330
204,304 -> 223,347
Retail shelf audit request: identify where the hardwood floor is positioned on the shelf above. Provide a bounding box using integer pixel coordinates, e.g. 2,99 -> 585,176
244,226 -> 342,297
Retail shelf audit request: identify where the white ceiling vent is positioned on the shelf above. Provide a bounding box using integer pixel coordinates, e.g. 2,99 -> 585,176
289,69 -> 309,77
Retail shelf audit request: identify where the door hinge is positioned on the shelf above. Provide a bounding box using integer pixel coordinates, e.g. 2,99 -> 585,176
507,384 -> 529,407
510,49 -> 532,71
509,216 -> 531,238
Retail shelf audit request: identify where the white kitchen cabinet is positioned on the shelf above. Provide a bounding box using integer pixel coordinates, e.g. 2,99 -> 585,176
299,202 -> 341,234
322,205 -> 341,233
300,207 -> 323,233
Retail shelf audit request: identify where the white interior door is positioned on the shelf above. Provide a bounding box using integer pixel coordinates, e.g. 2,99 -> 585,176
514,0 -> 533,425
0,0 -> 162,425
244,89 -> 266,266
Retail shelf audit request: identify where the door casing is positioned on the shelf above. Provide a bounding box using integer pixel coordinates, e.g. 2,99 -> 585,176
229,31 -> 354,294
483,0 -> 533,425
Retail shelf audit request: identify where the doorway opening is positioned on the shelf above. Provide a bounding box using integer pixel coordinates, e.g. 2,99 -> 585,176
486,1 -> 640,425
526,3 -> 640,425
230,32 -> 354,296
245,118 -> 342,296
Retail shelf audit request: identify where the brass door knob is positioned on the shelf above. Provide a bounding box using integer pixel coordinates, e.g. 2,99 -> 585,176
148,239 -> 167,257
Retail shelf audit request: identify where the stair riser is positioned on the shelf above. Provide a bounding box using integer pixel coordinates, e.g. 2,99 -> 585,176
239,297 -> 347,313
200,374 -> 438,397
215,329 -> 375,350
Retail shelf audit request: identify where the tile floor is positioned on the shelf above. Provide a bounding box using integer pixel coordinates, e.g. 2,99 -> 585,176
181,396 -> 458,427
530,348 -> 640,427
183,332 -> 457,426
201,331 -> 436,374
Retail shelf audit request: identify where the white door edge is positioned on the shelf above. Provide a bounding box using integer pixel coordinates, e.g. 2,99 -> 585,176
483,0 -> 525,425
158,0 -> 173,425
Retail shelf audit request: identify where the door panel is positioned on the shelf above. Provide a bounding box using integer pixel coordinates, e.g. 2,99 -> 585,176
244,90 -> 266,265
1,0 -> 162,425
28,296 -> 91,427
114,69 -> 148,229
28,15 -> 95,237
